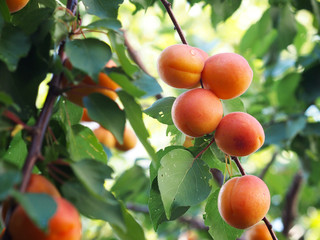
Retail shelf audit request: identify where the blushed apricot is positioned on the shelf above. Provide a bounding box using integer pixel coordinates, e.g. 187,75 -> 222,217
93,126 -> 117,148
245,222 -> 272,240
171,88 -> 223,137
214,112 -> 264,156
157,44 -> 208,88
202,53 -> 253,99
115,127 -> 137,151
6,0 -> 29,13
9,197 -> 81,240
218,175 -> 270,229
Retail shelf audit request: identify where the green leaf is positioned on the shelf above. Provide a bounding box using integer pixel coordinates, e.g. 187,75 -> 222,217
52,97 -> 83,126
148,178 -> 189,230
12,191 -> 57,232
118,90 -> 157,162
66,124 -> 108,163
298,62 -> 320,104
132,71 -> 162,98
210,0 -> 242,27
129,0 -> 153,11
84,18 -> 122,33
221,98 -> 246,115
0,161 -> 21,201
144,97 -> 175,125
65,38 -> 112,80
0,24 -> 31,71
83,93 -> 126,143
0,0 -> 10,23
158,149 -> 211,219
276,73 -> 301,110
82,0 -> 124,19
108,32 -> 139,76
110,202 -> 146,240
204,189 -> 243,239
0,92 -> 14,106
3,131 -> 28,168
111,165 -> 149,201
71,159 -> 114,198
62,180 -> 125,230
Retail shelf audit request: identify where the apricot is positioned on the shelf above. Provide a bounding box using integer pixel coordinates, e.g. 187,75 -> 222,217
6,0 -> 29,13
9,197 -> 81,240
245,222 -> 272,240
214,112 -> 264,156
93,126 -> 116,148
81,108 -> 92,122
183,136 -> 194,148
115,127 -> 137,151
2,174 -> 60,222
202,53 -> 253,99
157,44 -> 208,88
171,88 -> 223,137
218,175 -> 270,229
62,60 -> 120,107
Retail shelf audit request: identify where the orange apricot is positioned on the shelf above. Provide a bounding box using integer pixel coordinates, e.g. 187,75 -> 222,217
171,88 -> 223,137
218,175 -> 270,229
9,197 -> 81,240
115,127 -> 137,151
157,44 -> 208,88
202,53 -> 253,99
183,136 -> 194,148
214,112 -> 264,156
93,126 -> 117,148
81,108 -> 92,122
6,0 -> 29,13
245,222 -> 273,240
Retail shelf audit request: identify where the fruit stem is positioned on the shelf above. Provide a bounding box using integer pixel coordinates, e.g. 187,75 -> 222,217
192,137 -> 215,164
231,156 -> 278,240
159,0 -> 188,45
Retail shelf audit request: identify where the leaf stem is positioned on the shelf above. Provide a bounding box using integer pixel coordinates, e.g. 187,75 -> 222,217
231,156 -> 278,240
159,0 -> 188,45
192,137 -> 215,164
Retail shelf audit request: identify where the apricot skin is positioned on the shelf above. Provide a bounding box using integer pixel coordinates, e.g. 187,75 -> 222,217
218,175 -> 270,229
6,0 -> 29,13
214,112 -> 265,156
202,53 -> 253,99
245,222 -> 273,240
93,126 -> 117,148
9,197 -> 81,240
172,88 -> 223,137
157,44 -> 208,88
115,127 -> 137,151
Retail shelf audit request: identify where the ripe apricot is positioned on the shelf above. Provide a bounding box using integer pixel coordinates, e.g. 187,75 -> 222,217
115,127 -> 137,151
62,60 -> 120,107
2,174 -> 60,222
218,175 -> 270,229
202,53 -> 253,99
93,126 -> 116,148
214,112 -> 264,156
6,0 -> 29,13
171,88 -> 223,137
183,136 -> 194,148
9,197 -> 81,240
157,44 -> 208,88
245,222 -> 272,240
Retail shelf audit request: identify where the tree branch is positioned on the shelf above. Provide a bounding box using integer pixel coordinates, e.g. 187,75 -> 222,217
159,0 -> 188,45
231,156 -> 278,240
259,152 -> 278,179
282,170 -> 303,237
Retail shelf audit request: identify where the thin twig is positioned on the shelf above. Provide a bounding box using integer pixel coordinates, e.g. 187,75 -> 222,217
192,137 -> 215,164
3,110 -> 33,132
159,0 -> 188,45
259,152 -> 278,179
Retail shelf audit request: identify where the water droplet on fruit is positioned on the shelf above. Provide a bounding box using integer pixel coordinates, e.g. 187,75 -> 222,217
190,50 -> 196,56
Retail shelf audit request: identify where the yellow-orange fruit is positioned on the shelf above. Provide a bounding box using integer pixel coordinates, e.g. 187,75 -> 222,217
9,197 -> 81,240
214,112 -> 264,156
218,175 -> 270,229
202,53 -> 253,99
115,127 -> 137,151
93,126 -> 116,148
172,88 -> 223,137
245,222 -> 273,240
2,174 -> 60,222
6,0 -> 29,13
183,136 -> 194,148
81,109 -> 92,122
157,44 -> 208,88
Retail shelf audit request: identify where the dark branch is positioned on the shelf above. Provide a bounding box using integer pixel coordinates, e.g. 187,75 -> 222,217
159,0 -> 188,45
282,170 -> 304,237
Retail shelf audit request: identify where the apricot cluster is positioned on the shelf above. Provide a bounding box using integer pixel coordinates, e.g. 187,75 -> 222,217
5,0 -> 29,13
2,174 -> 81,240
63,60 -> 137,152
158,44 -> 264,157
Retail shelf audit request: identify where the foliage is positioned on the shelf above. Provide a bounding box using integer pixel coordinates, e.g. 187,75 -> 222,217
0,0 -> 320,239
